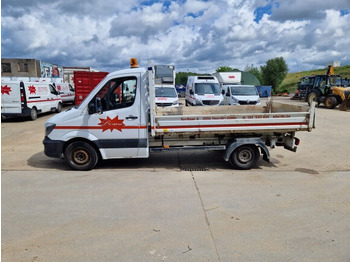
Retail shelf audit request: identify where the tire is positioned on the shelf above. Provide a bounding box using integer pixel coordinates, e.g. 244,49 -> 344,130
64,141 -> 99,171
229,145 -> 260,170
324,96 -> 338,109
56,102 -> 62,113
30,107 -> 38,121
307,92 -> 318,106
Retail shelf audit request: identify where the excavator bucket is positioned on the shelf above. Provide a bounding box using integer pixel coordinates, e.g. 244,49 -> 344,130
339,97 -> 350,111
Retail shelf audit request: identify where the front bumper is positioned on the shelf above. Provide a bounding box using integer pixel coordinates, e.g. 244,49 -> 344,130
43,136 -> 64,158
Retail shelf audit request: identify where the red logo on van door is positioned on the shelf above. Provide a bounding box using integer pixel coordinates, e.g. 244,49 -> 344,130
98,116 -> 125,132
1,85 -> 12,95
28,85 -> 36,94
228,76 -> 235,79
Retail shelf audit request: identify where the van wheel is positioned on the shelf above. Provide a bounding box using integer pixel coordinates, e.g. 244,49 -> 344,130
229,145 -> 260,170
56,103 -> 62,113
30,107 -> 38,121
65,141 -> 99,171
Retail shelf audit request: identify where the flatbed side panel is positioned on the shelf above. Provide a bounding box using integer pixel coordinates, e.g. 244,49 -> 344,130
153,111 -> 311,135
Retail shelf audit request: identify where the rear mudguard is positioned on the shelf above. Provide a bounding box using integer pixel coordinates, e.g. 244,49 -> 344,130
224,138 -> 270,162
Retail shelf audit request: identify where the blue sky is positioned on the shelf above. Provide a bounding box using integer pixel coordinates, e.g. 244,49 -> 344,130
1,0 -> 350,73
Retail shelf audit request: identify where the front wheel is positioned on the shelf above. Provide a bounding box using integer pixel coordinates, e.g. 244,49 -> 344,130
324,96 -> 338,109
64,141 -> 99,170
229,145 -> 260,170
56,102 -> 62,113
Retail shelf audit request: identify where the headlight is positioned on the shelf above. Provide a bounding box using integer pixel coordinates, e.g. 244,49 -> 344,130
45,122 -> 56,136
257,97 -> 261,104
172,101 -> 179,105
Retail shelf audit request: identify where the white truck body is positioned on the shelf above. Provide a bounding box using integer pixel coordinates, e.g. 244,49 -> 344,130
185,76 -> 224,106
43,61 -> 316,170
2,78 -> 62,120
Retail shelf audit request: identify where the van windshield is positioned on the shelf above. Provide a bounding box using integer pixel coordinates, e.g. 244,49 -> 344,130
195,83 -> 220,95
155,87 -> 177,98
230,86 -> 258,95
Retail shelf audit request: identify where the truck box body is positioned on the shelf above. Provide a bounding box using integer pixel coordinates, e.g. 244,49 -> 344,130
43,61 -> 316,170
74,71 -> 108,105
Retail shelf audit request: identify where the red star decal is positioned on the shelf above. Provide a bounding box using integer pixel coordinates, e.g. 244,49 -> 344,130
98,116 -> 125,132
1,85 -> 12,95
28,85 -> 36,94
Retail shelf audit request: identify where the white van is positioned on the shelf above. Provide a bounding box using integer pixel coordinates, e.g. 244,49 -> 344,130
54,82 -> 75,104
185,76 -> 223,106
222,85 -> 261,105
155,86 -> 179,107
1,79 -> 62,120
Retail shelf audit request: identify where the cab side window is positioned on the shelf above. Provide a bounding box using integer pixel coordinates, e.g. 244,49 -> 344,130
96,77 -> 137,111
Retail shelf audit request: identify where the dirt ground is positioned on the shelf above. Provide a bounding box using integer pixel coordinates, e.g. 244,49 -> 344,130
2,98 -> 350,261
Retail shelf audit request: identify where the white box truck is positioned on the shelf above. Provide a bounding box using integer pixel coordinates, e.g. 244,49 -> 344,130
185,76 -> 224,106
154,65 -> 179,107
213,72 -> 261,105
1,78 -> 62,120
43,59 -> 316,171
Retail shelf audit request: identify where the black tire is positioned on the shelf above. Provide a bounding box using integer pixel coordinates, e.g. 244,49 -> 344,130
307,92 -> 318,106
64,141 -> 99,171
229,145 -> 260,170
324,96 -> 337,109
30,107 -> 37,121
56,102 -> 62,113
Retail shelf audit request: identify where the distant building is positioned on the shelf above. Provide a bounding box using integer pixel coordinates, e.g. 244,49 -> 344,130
1,58 -> 63,79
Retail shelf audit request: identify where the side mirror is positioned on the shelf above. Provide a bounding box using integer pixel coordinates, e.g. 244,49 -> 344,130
222,90 -> 225,95
226,93 -> 230,97
190,90 -> 194,95
88,97 -> 102,114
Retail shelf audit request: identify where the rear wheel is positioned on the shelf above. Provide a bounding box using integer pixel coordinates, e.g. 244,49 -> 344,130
30,107 -> 37,121
229,145 -> 260,170
64,141 -> 99,170
324,96 -> 338,109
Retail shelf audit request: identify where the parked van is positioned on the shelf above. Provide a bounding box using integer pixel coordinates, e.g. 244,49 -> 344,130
155,86 -> 179,107
1,79 -> 62,120
185,76 -> 223,106
222,85 -> 261,105
54,82 -> 75,104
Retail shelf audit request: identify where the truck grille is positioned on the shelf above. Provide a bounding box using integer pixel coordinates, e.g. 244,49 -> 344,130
156,103 -> 173,107
202,100 -> 220,105
239,100 -> 257,105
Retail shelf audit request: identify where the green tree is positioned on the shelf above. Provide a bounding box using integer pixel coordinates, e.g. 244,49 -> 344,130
244,64 -> 262,84
216,66 -> 240,72
260,57 -> 288,92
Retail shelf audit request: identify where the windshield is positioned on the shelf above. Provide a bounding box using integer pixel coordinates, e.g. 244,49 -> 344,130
194,83 -> 221,95
155,87 -> 177,98
230,86 -> 258,95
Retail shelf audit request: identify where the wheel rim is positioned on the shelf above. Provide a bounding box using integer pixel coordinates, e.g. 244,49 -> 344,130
236,147 -> 254,164
325,98 -> 331,107
72,149 -> 90,165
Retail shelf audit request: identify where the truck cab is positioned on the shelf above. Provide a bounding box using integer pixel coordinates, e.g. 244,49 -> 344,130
222,85 -> 261,105
185,76 -> 223,106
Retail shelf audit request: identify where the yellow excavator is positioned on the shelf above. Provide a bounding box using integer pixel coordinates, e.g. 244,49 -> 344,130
306,65 -> 350,111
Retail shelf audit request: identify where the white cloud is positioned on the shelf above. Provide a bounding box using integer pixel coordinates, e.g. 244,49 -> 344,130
1,0 -> 350,73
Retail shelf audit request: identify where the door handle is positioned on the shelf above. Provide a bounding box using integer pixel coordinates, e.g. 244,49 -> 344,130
126,115 -> 138,120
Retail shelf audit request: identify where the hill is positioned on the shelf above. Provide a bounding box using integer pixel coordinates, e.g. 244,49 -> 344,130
278,65 -> 350,94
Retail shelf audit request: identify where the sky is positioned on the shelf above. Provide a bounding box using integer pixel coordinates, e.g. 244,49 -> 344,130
1,0 -> 350,73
